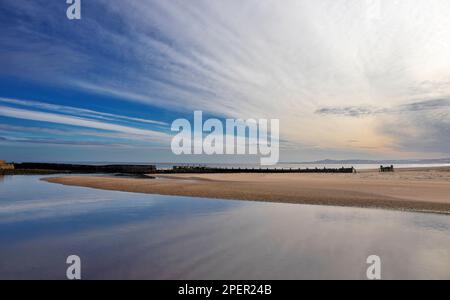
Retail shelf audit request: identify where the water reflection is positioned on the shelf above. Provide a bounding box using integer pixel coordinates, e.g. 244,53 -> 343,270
0,175 -> 449,279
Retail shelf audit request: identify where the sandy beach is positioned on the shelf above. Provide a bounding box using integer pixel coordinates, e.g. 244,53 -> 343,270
44,167 -> 450,214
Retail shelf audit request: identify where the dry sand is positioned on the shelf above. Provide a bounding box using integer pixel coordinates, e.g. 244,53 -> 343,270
43,167 -> 450,214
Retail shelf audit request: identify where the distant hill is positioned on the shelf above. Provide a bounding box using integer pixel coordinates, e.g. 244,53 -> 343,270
299,158 -> 450,165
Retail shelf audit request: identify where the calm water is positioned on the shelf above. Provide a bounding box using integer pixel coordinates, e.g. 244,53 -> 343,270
0,175 -> 449,279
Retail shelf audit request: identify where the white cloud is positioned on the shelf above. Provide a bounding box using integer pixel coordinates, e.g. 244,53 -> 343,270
2,0 -> 450,157
0,105 -> 169,140
79,0 -> 450,155
0,97 -> 168,126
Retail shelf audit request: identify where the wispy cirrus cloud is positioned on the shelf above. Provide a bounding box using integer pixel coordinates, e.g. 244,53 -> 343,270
0,123 -> 166,146
0,98 -> 168,126
0,136 -> 125,147
0,100 -> 170,141
399,99 -> 450,113
1,0 -> 450,159
315,99 -> 450,117
315,105 -> 383,117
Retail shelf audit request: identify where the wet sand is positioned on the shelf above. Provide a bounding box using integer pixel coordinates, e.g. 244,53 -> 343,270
43,167 -> 450,214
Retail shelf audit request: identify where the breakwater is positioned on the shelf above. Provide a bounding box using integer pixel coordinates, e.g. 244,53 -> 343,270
8,163 -> 356,175
13,163 -> 156,174
160,166 -> 356,174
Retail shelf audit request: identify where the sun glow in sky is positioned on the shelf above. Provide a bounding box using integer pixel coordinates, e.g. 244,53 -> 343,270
0,0 -> 449,162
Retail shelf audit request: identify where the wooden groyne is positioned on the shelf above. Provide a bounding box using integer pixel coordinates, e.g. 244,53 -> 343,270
5,162 -> 356,175
159,166 -> 356,174
380,165 -> 394,172
13,163 -> 156,174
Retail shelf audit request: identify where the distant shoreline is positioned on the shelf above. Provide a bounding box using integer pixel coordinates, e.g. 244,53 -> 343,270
3,161 -> 450,176
43,166 -> 450,215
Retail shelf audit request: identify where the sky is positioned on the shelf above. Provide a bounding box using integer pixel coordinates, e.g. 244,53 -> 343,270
0,0 -> 449,163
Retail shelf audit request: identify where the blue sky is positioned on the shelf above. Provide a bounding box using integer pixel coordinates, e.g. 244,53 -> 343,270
1,0 -> 449,163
